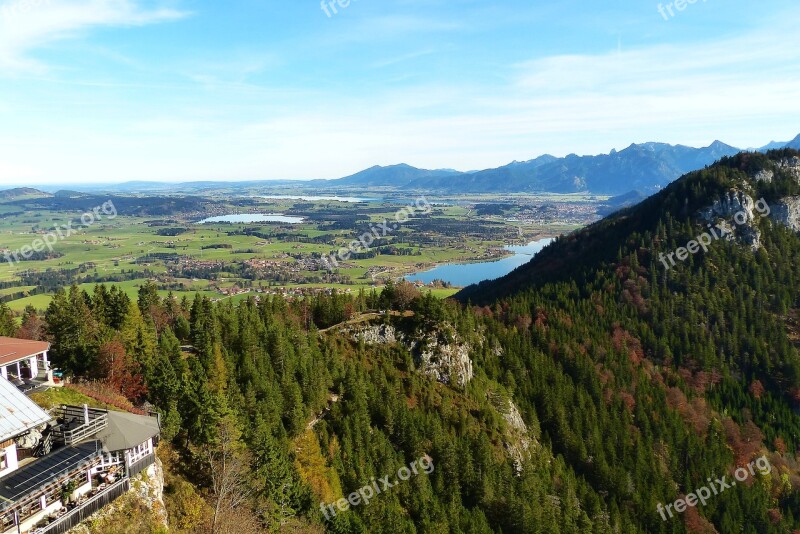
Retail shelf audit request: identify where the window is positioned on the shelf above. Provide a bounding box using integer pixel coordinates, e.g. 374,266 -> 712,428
0,450 -> 6,470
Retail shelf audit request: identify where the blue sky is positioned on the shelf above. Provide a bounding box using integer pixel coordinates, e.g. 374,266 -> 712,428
0,0 -> 799,185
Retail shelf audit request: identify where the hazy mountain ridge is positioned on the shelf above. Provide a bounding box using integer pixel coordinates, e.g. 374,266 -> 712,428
334,163 -> 463,187
0,187 -> 52,200
332,137 -> 800,194
31,135 -> 800,195
452,148 -> 800,532
457,148 -> 800,301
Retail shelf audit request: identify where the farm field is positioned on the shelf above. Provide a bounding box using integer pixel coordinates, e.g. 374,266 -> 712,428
0,191 -> 596,311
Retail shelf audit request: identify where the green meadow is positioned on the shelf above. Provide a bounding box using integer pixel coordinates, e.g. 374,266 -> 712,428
0,197 -> 572,310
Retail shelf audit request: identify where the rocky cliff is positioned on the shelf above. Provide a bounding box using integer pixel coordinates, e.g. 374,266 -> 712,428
698,190 -> 763,250
770,197 -> 800,233
350,322 -> 475,387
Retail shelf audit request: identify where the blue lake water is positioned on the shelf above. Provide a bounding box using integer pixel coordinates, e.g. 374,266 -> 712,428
198,214 -> 305,224
258,195 -> 378,203
405,238 -> 555,287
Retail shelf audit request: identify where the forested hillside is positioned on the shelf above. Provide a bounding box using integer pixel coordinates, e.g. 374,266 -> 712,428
1,152 -> 800,533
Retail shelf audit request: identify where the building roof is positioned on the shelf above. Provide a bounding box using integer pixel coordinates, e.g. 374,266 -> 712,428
0,337 -> 50,367
94,410 -> 160,452
0,376 -> 51,443
0,441 -> 101,508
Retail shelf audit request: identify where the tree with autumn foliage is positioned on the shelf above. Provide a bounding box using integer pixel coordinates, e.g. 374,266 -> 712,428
97,337 -> 147,402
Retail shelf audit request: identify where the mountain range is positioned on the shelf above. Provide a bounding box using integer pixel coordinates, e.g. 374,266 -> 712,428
448,148 -> 800,531
333,135 -> 800,195
457,147 -> 800,302
16,134 -> 800,196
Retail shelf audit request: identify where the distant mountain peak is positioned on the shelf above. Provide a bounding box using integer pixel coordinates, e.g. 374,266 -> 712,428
0,187 -> 51,200
708,140 -> 736,150
330,135 -> 798,194
457,148 -> 800,303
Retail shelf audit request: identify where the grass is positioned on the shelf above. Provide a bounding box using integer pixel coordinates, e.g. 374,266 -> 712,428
0,198 -> 577,310
424,287 -> 460,299
6,294 -> 52,312
0,285 -> 35,297
29,387 -> 107,411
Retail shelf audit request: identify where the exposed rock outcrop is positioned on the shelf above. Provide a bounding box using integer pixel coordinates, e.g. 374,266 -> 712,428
769,197 -> 800,233
414,330 -> 474,388
698,190 -> 757,224
697,181 -> 800,252
68,457 -> 167,533
753,169 -> 774,183
777,157 -> 800,181
352,324 -> 403,345
488,394 -> 538,474
350,322 -> 475,387
132,459 -> 168,529
698,191 -> 762,251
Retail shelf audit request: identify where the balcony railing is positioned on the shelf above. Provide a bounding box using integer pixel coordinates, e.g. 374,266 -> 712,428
35,479 -> 130,534
34,432 -> 53,457
51,406 -> 108,447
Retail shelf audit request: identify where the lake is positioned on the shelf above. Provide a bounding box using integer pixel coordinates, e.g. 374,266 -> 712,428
197,214 -> 305,224
405,238 -> 555,287
258,195 -> 378,203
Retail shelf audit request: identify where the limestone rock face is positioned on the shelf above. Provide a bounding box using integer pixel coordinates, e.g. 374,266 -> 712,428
350,322 -> 475,387
698,191 -> 761,251
134,459 -> 168,529
777,157 -> 800,181
769,197 -> 800,233
699,190 -> 756,224
753,169 -> 774,183
415,331 -> 474,388
68,456 -> 168,533
487,394 -> 538,474
697,185 -> 800,252
352,324 -> 402,345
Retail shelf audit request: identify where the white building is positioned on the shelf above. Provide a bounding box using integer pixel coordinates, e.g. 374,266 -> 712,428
0,338 -> 161,534
0,337 -> 54,390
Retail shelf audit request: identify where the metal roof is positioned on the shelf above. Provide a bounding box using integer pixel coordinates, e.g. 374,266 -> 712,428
0,376 -> 51,443
0,337 -> 50,367
0,441 -> 101,508
94,410 -> 160,452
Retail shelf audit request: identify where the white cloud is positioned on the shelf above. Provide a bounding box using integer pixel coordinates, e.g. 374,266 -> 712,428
0,0 -> 187,72
2,4 -> 800,184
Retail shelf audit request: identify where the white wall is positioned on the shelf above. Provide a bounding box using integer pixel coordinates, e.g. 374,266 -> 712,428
0,442 -> 18,478
126,438 -> 154,466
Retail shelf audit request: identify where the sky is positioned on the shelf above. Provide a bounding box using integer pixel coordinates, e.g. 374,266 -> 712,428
0,0 -> 799,186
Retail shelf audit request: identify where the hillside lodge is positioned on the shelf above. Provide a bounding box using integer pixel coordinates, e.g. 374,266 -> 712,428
0,337 -> 160,534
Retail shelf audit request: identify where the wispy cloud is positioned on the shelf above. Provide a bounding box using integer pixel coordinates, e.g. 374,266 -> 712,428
495,17 -> 800,146
370,48 -> 436,69
0,0 -> 187,73
1,1 -> 799,185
